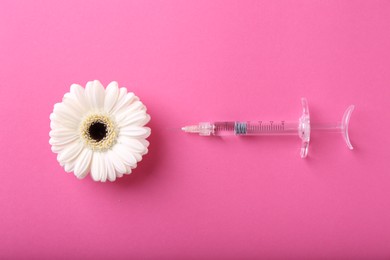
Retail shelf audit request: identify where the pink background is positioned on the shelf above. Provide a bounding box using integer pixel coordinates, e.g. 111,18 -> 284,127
1,0 -> 390,258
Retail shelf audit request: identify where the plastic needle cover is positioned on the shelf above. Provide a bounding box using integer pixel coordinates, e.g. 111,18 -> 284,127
182,98 -> 355,158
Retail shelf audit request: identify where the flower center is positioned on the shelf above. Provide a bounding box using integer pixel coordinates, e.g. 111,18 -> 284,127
80,114 -> 118,151
88,122 -> 107,142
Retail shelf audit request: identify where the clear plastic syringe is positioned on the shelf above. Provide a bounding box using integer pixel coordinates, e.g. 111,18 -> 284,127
182,98 -> 355,158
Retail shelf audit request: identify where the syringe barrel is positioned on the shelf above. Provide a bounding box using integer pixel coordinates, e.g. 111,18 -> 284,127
212,121 -> 299,136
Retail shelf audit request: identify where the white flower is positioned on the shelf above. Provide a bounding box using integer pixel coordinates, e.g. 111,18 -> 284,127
49,80 -> 151,182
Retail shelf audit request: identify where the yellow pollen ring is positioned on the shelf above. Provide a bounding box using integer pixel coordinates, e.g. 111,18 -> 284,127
80,114 -> 118,151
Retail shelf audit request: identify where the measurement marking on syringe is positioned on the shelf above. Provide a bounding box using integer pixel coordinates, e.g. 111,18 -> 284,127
254,121 -> 285,132
215,120 -> 287,134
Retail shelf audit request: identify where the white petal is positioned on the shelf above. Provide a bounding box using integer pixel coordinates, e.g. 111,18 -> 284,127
53,103 -> 80,124
139,139 -> 150,155
100,153 -> 108,182
49,135 -> 79,146
49,128 -> 78,139
141,114 -> 151,126
116,88 -> 127,107
70,84 -> 83,96
112,144 -> 137,169
70,84 -> 89,111
139,139 -> 150,148
63,92 -> 87,115
51,144 -> 66,153
124,165 -> 132,174
57,141 -> 83,164
50,119 -> 67,131
117,136 -> 147,154
117,110 -> 148,128
119,126 -> 150,138
105,154 -> 116,182
74,148 -> 93,179
85,80 -> 105,110
108,150 -> 127,176
91,152 -> 108,182
50,136 -> 79,153
104,81 -> 119,113
114,102 -> 148,128
50,112 -> 79,130
64,160 -> 76,173
127,101 -> 145,113
90,152 -> 100,181
111,91 -> 137,115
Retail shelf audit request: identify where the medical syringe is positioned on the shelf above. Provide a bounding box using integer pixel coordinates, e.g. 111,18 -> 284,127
182,98 -> 355,158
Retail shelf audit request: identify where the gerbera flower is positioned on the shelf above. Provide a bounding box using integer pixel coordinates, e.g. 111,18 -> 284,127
49,80 -> 151,182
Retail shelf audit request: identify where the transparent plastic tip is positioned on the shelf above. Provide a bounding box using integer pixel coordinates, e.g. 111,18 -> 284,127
182,122 -> 214,136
